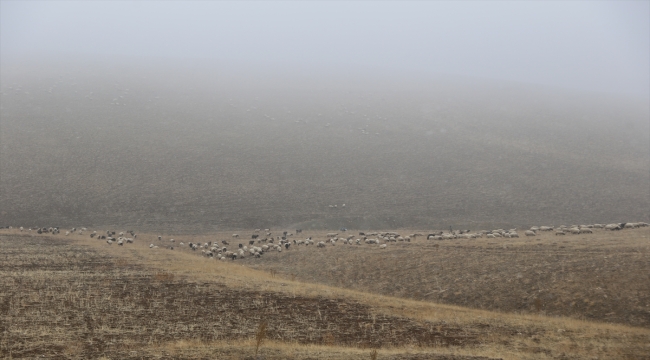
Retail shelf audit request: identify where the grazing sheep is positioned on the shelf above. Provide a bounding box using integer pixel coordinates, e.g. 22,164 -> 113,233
568,227 -> 581,234
379,244 -> 387,249
317,241 -> 326,248
555,231 -> 566,236
539,226 -> 554,231
580,228 -> 593,234
158,236 -> 162,241
232,234 -> 239,238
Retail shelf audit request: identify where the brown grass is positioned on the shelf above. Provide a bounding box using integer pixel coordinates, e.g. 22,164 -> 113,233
1,228 -> 649,359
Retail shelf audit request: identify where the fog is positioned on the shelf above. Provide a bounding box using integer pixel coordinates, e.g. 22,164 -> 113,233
1,2 -> 649,230
2,1 -> 649,96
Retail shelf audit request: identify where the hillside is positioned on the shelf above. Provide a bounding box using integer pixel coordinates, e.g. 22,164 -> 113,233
1,60 -> 648,230
2,229 -> 649,359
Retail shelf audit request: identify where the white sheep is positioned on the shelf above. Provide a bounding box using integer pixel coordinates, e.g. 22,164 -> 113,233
379,244 -> 387,249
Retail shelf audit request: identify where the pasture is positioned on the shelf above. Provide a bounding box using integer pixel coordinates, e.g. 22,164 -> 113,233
1,226 -> 649,359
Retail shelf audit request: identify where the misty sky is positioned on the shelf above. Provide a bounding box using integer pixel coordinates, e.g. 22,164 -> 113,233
1,1 -> 649,96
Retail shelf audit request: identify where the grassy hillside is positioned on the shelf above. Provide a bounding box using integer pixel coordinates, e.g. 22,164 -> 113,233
1,60 -> 648,230
241,228 -> 650,328
2,230 -> 649,359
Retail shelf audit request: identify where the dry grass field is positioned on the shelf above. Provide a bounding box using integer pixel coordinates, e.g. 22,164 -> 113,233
2,228 -> 649,359
240,228 -> 650,329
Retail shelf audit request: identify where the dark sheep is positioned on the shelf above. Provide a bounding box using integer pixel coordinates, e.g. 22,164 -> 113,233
252,234 -> 259,239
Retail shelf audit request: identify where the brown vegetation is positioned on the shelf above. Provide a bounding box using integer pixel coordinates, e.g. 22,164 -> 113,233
243,228 -> 650,328
1,230 -> 649,359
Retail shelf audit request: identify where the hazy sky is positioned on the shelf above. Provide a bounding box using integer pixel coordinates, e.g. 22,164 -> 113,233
1,1 -> 649,96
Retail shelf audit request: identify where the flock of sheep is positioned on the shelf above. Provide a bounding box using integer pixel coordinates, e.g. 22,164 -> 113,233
153,230 -> 416,260
3,221 -> 647,262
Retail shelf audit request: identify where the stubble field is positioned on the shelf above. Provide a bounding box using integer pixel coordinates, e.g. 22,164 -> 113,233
1,228 -> 649,359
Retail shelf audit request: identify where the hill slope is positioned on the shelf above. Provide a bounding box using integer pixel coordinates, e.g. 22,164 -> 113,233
1,60 -> 648,229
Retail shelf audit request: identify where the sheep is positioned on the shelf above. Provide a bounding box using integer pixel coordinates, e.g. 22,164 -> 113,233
232,234 -> 239,238
580,228 -> 593,234
379,244 -> 387,249
317,241 -> 326,248
555,231 -> 565,236
149,244 -> 155,248
568,227 -> 581,235
158,236 -> 162,241
539,226 -> 554,231
222,240 -> 230,245
605,223 -> 623,230
326,233 -> 338,238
